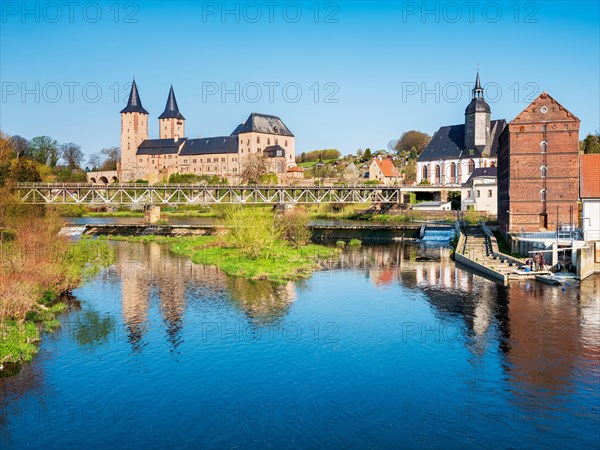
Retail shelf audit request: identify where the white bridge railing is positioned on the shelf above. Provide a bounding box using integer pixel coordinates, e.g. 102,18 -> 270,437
15,183 -> 418,205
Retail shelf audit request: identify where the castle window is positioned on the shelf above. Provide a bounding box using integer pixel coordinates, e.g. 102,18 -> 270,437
422,165 -> 428,180
541,166 -> 547,178
267,138 -> 271,145
468,159 -> 475,174
541,141 -> 547,153
257,137 -> 260,143
488,190 -> 492,198
247,139 -> 250,145
476,190 -> 481,198
285,140 -> 288,146
275,139 -> 278,145
222,158 -> 225,162
193,159 -> 197,163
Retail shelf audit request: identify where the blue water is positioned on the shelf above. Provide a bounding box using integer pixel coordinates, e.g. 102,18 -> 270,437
1,243 -> 599,449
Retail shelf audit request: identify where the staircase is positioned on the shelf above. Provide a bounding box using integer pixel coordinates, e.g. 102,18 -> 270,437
456,223 -> 525,283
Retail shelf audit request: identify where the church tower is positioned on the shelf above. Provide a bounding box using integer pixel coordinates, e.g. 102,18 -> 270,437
158,86 -> 185,139
120,79 -> 149,175
464,70 -> 491,150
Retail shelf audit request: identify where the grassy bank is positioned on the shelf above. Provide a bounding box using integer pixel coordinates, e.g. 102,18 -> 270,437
0,213 -> 114,369
105,234 -> 338,283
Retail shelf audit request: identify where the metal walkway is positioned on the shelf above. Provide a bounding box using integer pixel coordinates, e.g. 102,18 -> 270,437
15,183 -> 412,205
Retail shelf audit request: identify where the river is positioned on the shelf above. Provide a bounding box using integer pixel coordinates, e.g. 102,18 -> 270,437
1,240 -> 598,449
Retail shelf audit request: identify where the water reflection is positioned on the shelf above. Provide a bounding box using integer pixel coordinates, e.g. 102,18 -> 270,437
1,240 -> 598,448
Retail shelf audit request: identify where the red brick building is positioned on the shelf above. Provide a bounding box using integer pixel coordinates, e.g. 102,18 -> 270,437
498,93 -> 580,234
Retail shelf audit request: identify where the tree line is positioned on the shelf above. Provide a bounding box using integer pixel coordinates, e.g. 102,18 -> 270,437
0,131 -> 120,184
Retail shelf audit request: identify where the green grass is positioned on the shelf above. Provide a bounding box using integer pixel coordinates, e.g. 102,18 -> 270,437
107,235 -> 339,283
0,320 -> 40,364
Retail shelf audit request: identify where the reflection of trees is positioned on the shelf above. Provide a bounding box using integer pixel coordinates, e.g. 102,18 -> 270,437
226,278 -> 296,328
72,310 -> 116,349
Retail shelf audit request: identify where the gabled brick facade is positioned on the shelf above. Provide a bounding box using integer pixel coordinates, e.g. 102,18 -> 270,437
498,92 -> 580,234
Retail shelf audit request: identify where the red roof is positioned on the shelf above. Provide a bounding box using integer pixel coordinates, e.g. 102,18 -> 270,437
374,158 -> 400,178
580,154 -> 600,198
287,166 -> 303,173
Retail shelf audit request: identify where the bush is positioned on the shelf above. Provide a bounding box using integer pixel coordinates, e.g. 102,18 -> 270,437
278,208 -> 312,247
224,207 -> 280,259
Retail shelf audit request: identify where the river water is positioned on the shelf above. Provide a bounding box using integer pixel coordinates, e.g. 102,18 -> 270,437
1,241 -> 599,449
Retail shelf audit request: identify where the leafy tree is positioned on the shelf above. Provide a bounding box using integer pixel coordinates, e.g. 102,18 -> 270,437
60,143 -> 84,169
241,154 -> 268,184
394,130 -> 431,155
580,133 -> 600,154
402,159 -> 417,184
10,158 -> 42,182
28,136 -> 59,167
296,149 -> 341,163
100,146 -> 120,171
259,172 -> 279,185
364,148 -> 372,160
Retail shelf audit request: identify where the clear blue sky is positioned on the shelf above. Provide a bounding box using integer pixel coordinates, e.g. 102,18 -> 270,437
1,1 -> 598,159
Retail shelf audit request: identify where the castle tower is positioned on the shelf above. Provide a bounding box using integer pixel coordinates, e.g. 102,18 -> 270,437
120,79 -> 149,176
158,86 -> 185,139
464,70 -> 491,150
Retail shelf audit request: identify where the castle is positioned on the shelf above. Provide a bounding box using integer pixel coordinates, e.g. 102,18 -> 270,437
91,80 -> 299,184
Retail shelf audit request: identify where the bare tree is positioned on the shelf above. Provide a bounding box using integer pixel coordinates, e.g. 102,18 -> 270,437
88,153 -> 102,171
100,146 -> 120,171
10,135 -> 29,158
241,154 -> 268,184
60,143 -> 84,169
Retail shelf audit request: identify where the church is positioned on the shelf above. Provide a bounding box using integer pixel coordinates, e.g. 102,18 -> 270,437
416,71 -> 506,186
116,80 -> 298,183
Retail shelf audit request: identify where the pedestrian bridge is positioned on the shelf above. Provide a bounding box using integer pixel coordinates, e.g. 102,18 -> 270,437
15,183 -> 454,205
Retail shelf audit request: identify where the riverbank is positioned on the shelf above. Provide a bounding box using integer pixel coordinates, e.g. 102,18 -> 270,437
103,235 -> 339,283
0,216 -> 114,374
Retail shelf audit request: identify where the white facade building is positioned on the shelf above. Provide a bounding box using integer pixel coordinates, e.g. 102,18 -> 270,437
417,71 -> 506,187
461,167 -> 498,215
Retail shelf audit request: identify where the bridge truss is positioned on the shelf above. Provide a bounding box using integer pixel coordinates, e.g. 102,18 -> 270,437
16,183 -> 410,205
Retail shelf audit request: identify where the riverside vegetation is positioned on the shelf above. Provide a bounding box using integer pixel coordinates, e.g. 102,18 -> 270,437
0,132 -> 114,372
105,207 -> 339,283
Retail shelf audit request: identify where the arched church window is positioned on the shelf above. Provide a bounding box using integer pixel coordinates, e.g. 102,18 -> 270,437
468,159 -> 475,174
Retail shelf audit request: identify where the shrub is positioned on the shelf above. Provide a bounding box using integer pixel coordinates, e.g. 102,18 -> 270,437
224,207 -> 280,259
278,208 -> 311,247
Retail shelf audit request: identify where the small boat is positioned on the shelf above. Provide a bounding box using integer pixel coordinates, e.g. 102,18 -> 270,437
535,274 -> 563,285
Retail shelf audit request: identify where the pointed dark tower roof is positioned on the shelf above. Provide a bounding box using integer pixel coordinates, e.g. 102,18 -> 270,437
158,86 -> 185,120
472,68 -> 484,98
465,69 -> 490,114
120,79 -> 149,114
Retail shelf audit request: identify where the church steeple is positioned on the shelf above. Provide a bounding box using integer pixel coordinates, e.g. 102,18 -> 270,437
158,86 -> 185,120
472,69 -> 484,98
120,79 -> 149,114
465,68 -> 491,150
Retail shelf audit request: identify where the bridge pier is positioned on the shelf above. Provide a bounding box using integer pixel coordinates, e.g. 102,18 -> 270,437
144,205 -> 161,224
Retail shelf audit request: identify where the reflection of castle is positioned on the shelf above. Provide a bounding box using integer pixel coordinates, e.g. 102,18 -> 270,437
117,242 -> 297,352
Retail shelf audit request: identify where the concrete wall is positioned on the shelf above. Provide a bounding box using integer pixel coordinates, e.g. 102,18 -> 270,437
575,244 -> 598,280
582,199 -> 600,241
